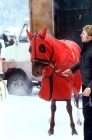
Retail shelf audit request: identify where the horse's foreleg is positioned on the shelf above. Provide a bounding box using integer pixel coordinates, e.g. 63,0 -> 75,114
48,100 -> 56,135
66,101 -> 78,135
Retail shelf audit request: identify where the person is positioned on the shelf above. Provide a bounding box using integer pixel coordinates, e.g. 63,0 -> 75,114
4,35 -> 14,47
0,34 -> 5,56
62,25 -> 92,140
0,34 -> 8,47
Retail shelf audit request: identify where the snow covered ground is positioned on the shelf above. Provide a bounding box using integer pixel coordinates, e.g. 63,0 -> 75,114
0,82 -> 84,140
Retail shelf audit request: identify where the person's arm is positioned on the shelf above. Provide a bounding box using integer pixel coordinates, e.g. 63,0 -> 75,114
70,62 -> 80,73
5,40 -> 14,47
4,41 -> 9,47
5,41 -> 9,45
62,62 -> 80,77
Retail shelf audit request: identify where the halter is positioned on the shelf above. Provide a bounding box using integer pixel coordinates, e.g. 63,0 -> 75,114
31,33 -> 51,66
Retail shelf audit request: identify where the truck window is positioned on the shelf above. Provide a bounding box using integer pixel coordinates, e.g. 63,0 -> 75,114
19,23 -> 29,43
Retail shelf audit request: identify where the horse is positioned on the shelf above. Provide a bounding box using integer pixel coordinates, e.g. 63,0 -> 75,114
26,27 -> 82,135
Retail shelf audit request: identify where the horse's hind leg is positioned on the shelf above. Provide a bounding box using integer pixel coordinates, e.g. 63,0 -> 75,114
48,100 -> 56,135
66,101 -> 78,135
74,93 -> 82,125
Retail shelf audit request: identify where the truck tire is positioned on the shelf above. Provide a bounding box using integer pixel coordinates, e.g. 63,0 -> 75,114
7,71 -> 32,96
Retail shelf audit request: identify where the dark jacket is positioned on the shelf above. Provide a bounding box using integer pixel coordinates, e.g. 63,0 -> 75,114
5,39 -> 14,47
70,40 -> 92,88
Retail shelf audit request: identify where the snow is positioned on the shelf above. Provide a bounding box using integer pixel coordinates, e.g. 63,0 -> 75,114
0,82 -> 84,140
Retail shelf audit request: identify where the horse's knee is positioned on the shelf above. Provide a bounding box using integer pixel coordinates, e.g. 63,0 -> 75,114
66,101 -> 72,113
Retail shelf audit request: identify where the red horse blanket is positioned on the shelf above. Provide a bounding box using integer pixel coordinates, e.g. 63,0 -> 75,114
26,27 -> 82,101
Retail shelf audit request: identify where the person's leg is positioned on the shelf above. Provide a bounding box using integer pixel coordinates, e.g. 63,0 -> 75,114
82,85 -> 92,140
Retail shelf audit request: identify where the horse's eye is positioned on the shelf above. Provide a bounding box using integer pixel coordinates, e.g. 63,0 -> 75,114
39,44 -> 46,53
29,46 -> 32,53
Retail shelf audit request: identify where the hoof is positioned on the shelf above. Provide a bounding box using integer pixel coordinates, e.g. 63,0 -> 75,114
48,131 -> 54,136
72,130 -> 78,135
48,129 -> 54,136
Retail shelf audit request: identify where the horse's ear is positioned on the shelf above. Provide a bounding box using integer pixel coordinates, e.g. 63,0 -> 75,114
26,29 -> 33,40
39,27 -> 47,39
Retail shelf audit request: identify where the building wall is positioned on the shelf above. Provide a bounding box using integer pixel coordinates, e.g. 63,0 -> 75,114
29,0 -> 53,35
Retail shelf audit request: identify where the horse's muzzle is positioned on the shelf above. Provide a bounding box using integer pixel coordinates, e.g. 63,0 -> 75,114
32,70 -> 42,77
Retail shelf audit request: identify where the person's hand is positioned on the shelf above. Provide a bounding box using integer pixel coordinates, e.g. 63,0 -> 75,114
82,87 -> 91,96
5,42 -> 9,44
62,69 -> 72,77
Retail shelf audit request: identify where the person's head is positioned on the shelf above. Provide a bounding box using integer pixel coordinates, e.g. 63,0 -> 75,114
80,25 -> 92,43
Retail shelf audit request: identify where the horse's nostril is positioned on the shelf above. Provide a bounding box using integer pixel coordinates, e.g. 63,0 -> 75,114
36,71 -> 39,77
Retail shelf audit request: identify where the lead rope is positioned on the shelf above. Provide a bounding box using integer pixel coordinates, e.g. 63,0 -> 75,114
74,93 -> 90,109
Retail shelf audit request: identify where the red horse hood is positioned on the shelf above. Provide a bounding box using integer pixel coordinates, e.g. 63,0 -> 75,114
26,27 -> 53,63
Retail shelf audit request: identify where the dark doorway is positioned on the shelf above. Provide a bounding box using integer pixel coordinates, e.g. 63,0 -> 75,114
54,0 -> 92,47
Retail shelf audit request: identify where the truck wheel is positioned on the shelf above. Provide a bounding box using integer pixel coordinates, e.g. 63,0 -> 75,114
7,72 -> 32,96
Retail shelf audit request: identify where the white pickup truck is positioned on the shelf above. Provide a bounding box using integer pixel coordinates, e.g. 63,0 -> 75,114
2,18 -> 41,96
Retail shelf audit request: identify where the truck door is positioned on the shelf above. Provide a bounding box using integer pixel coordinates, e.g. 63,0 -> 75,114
16,23 -> 30,61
